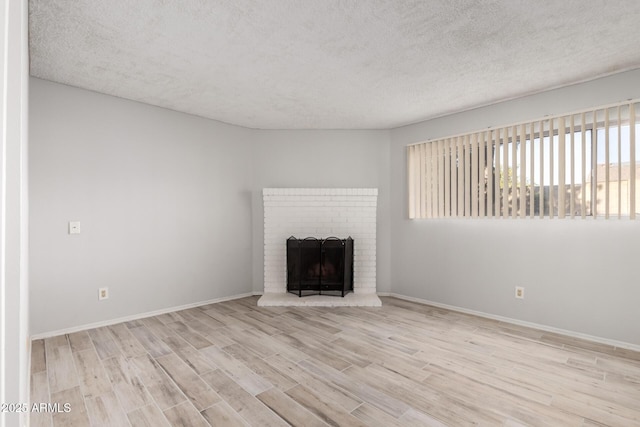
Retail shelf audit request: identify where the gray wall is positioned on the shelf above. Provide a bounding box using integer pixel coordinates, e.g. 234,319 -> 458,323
30,78 -> 254,334
29,80 -> 392,335
249,129 -> 392,294
389,69 -> 640,345
31,68 -> 640,346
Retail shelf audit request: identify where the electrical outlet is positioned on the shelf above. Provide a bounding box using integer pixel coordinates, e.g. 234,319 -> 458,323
515,286 -> 524,299
69,221 -> 81,235
98,287 -> 109,301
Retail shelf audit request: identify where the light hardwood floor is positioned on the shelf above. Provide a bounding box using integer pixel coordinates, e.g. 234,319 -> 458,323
30,296 -> 640,426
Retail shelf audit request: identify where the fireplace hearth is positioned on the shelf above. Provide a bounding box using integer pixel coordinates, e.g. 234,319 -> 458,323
258,188 -> 381,307
287,236 -> 354,297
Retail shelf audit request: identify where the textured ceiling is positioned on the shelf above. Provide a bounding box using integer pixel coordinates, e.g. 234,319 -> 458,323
29,0 -> 640,129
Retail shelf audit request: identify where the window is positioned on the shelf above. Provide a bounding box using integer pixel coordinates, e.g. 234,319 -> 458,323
407,101 -> 639,219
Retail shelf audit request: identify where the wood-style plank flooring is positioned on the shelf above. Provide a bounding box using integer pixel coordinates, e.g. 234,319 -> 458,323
30,296 -> 640,426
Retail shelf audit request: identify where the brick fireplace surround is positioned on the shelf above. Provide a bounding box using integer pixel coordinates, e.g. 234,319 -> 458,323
257,188 -> 382,307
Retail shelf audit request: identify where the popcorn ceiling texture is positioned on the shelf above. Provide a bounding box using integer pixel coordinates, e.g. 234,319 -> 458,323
29,0 -> 640,129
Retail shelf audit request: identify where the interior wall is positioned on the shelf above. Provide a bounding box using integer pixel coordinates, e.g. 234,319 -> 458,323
1,1 -> 30,426
29,78 -> 254,335
389,69 -> 640,346
32,65 -> 640,347
29,79 -> 393,335
250,129 -> 391,294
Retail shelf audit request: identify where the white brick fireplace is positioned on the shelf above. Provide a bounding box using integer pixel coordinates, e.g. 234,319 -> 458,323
257,188 -> 382,306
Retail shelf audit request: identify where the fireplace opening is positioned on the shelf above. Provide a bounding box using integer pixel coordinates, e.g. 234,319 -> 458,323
287,236 -> 354,297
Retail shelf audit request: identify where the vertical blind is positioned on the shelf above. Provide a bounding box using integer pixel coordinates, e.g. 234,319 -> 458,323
408,100 -> 639,219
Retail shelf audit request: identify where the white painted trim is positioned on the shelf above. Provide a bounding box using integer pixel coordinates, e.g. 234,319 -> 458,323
31,289 -> 640,353
30,293 -> 254,340
385,293 -> 640,353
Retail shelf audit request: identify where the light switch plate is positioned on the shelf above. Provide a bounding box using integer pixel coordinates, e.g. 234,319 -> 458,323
69,221 -> 81,234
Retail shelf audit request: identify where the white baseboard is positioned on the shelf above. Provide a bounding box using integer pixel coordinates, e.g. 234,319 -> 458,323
32,290 -> 640,353
30,292 -> 255,340
384,293 -> 640,353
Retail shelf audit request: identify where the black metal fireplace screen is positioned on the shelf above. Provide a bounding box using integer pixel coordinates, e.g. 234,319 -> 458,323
287,236 -> 354,297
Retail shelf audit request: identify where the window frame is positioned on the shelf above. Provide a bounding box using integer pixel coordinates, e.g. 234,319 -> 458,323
407,101 -> 639,220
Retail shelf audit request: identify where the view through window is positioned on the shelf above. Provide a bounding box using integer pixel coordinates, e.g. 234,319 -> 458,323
407,102 -> 639,219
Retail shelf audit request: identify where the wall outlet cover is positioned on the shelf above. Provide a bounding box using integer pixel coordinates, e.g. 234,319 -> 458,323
69,221 -> 81,234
